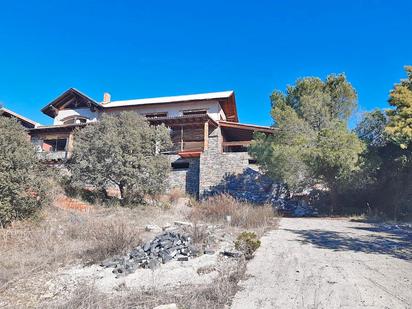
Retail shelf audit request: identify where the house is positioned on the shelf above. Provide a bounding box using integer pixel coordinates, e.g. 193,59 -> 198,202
0,106 -> 38,129
28,88 -> 275,197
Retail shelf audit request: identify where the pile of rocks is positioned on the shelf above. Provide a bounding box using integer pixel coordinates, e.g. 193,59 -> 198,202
101,231 -> 196,275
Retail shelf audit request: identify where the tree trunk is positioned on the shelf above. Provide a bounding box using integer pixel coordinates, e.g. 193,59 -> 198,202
329,186 -> 338,215
119,183 -> 126,206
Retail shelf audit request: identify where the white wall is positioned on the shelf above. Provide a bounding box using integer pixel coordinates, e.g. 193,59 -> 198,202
53,100 -> 227,125
54,108 -> 98,125
101,100 -> 226,121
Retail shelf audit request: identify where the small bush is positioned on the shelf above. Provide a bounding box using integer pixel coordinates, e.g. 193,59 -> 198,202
189,194 -> 276,229
235,231 -> 261,259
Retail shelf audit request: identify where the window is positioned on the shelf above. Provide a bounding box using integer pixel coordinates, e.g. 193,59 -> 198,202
182,109 -> 207,116
145,112 -> 168,118
62,116 -> 88,125
42,139 -> 67,152
171,161 -> 189,170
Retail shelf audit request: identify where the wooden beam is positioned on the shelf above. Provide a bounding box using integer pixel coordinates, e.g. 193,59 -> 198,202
204,121 -> 209,150
222,141 -> 251,147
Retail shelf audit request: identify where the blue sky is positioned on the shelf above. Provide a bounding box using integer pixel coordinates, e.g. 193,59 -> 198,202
0,0 -> 411,126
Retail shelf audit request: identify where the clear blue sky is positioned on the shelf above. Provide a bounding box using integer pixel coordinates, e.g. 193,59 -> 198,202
0,0 -> 411,126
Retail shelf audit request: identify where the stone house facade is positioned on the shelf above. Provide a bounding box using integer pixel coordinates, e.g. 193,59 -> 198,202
26,88 -> 275,199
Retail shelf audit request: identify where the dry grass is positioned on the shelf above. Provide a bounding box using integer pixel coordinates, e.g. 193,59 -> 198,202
189,194 -> 278,229
168,188 -> 186,204
0,198 -> 184,296
49,259 -> 246,309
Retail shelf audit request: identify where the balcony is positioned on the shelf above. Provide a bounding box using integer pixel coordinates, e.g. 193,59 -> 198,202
36,151 -> 70,161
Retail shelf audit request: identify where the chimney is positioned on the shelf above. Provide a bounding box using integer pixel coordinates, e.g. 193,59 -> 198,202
103,92 -> 111,104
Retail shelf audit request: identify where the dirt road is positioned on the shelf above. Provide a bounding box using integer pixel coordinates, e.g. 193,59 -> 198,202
231,218 -> 412,309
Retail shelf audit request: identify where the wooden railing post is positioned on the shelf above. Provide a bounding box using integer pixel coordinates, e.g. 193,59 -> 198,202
204,121 -> 209,150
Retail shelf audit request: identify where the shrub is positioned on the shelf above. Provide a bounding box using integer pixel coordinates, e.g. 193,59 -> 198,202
189,194 -> 276,229
0,117 -> 49,226
235,231 -> 261,259
69,112 -> 172,205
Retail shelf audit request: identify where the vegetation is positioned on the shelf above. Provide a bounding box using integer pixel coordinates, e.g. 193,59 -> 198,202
235,231 -> 261,259
386,66 -> 412,148
189,194 -> 277,229
250,74 -> 364,213
345,68 -> 412,220
251,68 -> 412,219
0,117 -> 49,226
68,112 -> 172,205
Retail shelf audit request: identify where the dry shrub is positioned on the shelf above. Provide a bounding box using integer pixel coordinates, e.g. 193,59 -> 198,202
190,194 -> 277,229
81,220 -> 141,264
168,188 -> 185,204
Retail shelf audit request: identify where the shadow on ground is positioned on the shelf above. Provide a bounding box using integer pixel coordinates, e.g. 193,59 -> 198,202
286,224 -> 412,260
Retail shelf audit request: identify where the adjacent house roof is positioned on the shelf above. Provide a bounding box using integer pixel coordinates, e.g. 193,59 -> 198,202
0,107 -> 39,128
41,88 -> 101,118
103,90 -> 238,122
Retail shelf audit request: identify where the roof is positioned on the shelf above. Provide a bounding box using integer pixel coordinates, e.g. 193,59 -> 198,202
102,90 -> 239,122
28,123 -> 87,134
41,89 -> 240,121
218,120 -> 275,133
0,107 -> 39,128
41,88 -> 101,118
103,91 -> 233,107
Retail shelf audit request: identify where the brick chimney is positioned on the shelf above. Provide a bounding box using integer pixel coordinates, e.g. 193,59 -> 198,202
103,92 -> 111,104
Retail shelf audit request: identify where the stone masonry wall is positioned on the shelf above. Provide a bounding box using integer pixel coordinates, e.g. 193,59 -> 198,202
198,127 -> 278,204
199,127 -> 247,193
167,155 -> 200,197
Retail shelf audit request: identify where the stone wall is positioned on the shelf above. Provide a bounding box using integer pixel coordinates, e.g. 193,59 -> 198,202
198,127 -> 282,204
167,155 -> 200,197
199,127 -> 250,195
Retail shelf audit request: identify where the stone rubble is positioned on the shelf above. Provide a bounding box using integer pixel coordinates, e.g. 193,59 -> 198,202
101,231 -> 197,276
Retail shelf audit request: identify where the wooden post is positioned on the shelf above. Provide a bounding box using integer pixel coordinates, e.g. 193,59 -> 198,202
66,134 -> 72,152
180,125 -> 184,151
204,121 -> 209,151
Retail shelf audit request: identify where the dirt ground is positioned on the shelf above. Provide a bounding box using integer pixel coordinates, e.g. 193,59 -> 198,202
231,218 -> 412,309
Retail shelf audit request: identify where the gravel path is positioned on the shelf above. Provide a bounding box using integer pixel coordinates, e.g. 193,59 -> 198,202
231,218 -> 412,309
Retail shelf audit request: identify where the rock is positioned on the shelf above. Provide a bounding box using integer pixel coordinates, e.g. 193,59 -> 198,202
162,222 -> 172,231
204,249 -> 215,255
103,231 -> 194,275
145,224 -> 161,232
174,221 -> 193,227
221,250 -> 242,258
153,304 -> 178,309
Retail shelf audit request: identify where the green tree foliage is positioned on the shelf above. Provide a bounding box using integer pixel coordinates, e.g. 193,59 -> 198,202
355,110 -> 388,147
351,110 -> 412,219
69,112 -> 172,205
386,66 -> 412,149
0,117 -> 48,226
250,74 -> 364,213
